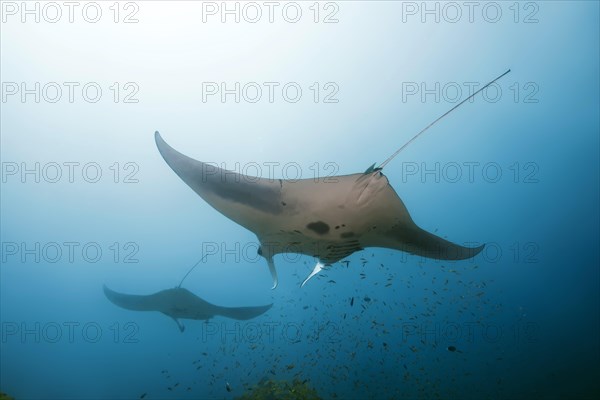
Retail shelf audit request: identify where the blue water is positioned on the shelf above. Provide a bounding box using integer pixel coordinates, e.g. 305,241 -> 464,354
1,1 -> 598,399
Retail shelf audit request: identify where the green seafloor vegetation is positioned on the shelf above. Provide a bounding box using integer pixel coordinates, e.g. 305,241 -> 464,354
235,378 -> 321,400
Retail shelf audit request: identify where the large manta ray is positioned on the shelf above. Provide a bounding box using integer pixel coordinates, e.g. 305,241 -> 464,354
104,285 -> 273,332
154,71 -> 509,289
155,132 -> 483,289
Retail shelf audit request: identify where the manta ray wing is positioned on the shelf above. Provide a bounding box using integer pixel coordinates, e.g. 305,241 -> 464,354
155,132 -> 284,233
216,303 -> 274,320
155,132 -> 484,288
354,176 -> 485,260
103,284 -> 163,311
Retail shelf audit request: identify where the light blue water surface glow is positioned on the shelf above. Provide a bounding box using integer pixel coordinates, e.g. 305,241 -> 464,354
1,1 -> 598,399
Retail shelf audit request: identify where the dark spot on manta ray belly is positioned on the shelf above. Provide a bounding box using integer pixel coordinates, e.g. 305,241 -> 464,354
340,232 -> 355,238
306,221 -> 330,235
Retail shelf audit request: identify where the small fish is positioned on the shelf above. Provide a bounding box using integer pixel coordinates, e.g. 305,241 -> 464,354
350,297 -> 354,307
364,296 -> 371,302
226,382 -> 232,392
139,393 -> 147,399
447,345 -> 463,353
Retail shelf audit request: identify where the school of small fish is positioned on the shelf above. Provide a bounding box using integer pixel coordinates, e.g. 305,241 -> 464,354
135,248 -> 522,399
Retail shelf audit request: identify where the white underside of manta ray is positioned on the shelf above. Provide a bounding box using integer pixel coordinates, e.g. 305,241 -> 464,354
154,71 -> 510,289
154,135 -> 483,289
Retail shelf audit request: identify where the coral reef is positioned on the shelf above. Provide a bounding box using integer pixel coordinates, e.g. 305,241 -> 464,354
236,378 -> 321,400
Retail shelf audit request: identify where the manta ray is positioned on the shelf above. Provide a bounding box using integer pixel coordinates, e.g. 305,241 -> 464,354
103,285 -> 273,332
155,71 -> 509,289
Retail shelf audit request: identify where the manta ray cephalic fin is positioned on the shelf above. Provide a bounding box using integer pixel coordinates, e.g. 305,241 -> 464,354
266,257 -> 278,289
171,317 -> 185,332
301,262 -> 326,288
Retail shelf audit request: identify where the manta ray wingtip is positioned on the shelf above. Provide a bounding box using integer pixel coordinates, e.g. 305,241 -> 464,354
450,242 -> 485,260
473,243 -> 485,257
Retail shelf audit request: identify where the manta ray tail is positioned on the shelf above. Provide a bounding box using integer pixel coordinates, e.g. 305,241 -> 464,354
378,69 -> 511,170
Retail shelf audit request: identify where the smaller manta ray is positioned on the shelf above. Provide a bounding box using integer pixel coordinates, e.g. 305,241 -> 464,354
103,285 -> 273,332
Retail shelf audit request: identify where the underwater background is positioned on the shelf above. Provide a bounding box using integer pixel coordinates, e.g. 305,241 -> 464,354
1,1 -> 599,399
